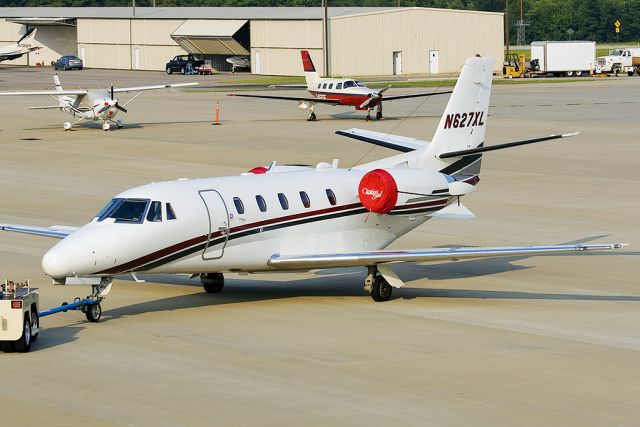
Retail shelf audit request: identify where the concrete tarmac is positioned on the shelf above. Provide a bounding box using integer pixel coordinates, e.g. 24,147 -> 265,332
0,70 -> 638,426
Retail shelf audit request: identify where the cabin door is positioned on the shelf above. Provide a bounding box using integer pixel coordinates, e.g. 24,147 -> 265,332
199,189 -> 230,260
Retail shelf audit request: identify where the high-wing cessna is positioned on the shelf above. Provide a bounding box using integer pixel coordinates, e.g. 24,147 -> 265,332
0,76 -> 197,131
0,28 -> 41,62
0,55 -> 625,322
229,50 -> 452,121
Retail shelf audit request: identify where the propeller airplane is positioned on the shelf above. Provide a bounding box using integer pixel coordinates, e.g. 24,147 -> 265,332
229,50 -> 452,121
0,75 -> 198,131
0,55 -> 626,321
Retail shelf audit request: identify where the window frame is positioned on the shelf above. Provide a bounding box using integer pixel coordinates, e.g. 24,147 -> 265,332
103,198 -> 150,224
233,197 -> 245,214
325,189 -> 337,206
255,195 -> 267,213
166,203 -> 177,220
299,191 -> 311,209
278,193 -> 289,210
146,200 -> 163,222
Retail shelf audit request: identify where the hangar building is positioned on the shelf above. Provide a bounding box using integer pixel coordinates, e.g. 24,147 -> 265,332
0,7 -> 504,76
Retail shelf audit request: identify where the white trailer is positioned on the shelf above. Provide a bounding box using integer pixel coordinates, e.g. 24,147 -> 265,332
0,280 -> 39,353
530,41 -> 596,77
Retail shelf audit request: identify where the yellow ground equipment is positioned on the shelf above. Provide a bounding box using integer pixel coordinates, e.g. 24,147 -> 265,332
503,53 -> 526,78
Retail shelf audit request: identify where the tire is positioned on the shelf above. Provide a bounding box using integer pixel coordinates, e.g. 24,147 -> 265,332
575,70 -> 583,77
86,303 -> 102,323
1,341 -> 15,353
14,316 -> 32,353
564,71 -> 574,77
628,71 -> 634,77
30,310 -> 39,343
78,67 -> 83,71
166,67 -> 172,74
65,65 -> 69,71
376,111 -> 382,120
202,273 -> 224,293
371,276 -> 392,302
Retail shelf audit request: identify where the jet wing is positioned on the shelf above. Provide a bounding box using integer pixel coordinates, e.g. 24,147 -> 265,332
0,224 -> 77,239
268,244 -> 627,270
336,128 -> 429,152
0,89 -> 87,96
382,90 -> 453,102
228,93 -> 342,105
112,82 -> 198,93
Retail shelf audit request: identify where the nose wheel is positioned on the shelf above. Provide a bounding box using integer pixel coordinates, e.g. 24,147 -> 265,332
201,273 -> 224,293
85,302 -> 102,322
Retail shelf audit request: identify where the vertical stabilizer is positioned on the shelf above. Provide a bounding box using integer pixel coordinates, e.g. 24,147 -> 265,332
53,74 -> 63,92
300,50 -> 320,89
420,55 -> 494,175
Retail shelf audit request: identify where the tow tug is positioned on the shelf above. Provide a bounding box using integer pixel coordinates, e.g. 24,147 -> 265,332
0,279 -> 105,353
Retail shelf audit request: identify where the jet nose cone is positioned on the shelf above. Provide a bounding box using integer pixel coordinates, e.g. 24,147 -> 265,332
42,247 -> 71,278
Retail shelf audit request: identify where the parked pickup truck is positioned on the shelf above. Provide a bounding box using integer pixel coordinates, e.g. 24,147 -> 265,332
165,54 -> 204,75
595,48 -> 640,75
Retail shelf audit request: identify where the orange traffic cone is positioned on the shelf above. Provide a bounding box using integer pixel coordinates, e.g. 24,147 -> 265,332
212,100 -> 221,126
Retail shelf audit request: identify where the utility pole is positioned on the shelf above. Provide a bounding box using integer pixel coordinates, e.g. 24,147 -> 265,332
132,0 -> 136,17
515,0 -> 528,45
323,0 -> 329,77
505,0 -> 509,56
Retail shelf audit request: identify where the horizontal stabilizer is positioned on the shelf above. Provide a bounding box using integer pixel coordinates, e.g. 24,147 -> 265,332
428,203 -> 475,220
438,132 -> 580,159
336,128 -> 428,152
268,243 -> 627,270
29,105 -> 61,110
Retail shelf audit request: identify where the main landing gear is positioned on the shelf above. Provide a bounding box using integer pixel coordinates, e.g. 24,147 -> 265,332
102,120 -> 124,131
307,106 -> 317,121
201,273 -> 224,293
366,104 -> 383,121
364,266 -> 392,302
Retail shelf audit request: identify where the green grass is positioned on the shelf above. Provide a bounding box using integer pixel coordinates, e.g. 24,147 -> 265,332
219,76 -> 306,85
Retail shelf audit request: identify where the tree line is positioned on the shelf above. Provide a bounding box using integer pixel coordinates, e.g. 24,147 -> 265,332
6,0 -> 640,43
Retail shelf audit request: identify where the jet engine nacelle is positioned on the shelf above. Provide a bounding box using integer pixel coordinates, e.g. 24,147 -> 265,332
358,168 -> 453,214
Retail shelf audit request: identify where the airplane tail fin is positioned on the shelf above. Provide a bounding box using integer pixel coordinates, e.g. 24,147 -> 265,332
17,28 -> 37,45
300,50 -> 320,88
53,74 -> 63,92
420,55 -> 494,176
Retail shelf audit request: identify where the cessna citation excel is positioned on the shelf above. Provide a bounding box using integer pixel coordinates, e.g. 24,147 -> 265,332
0,55 -> 625,320
0,28 -> 40,62
229,50 -> 452,121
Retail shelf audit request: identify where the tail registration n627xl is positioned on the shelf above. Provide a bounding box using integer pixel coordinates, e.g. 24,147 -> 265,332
444,111 -> 485,129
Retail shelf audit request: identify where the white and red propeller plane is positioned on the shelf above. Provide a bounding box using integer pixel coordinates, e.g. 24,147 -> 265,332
229,50 -> 452,121
0,55 -> 625,321
0,28 -> 41,62
0,75 -> 197,131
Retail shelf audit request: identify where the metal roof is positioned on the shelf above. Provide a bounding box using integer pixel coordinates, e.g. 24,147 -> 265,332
0,7 -> 397,20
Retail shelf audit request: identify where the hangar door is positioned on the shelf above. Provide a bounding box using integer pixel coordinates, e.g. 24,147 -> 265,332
171,19 -> 250,72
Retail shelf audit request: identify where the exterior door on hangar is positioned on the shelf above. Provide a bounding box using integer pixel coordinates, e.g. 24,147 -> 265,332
198,190 -> 230,260
393,51 -> 402,75
429,50 -> 439,74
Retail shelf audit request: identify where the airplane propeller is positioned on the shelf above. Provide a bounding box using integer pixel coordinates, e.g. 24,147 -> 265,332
359,85 -> 391,109
97,86 -> 128,114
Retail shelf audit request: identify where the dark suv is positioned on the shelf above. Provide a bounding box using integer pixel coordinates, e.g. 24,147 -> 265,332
53,55 -> 83,70
165,54 -> 204,74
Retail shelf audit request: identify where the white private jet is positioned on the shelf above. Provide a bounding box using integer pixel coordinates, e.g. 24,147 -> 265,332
0,28 -> 41,62
0,55 -> 626,322
0,76 -> 198,131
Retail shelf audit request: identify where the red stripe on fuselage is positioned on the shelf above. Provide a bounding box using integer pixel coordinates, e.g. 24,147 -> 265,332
308,91 -> 379,109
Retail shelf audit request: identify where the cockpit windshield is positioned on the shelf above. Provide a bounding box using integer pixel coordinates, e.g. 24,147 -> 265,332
355,81 -> 365,87
610,49 -> 624,56
96,198 -> 149,223
343,80 -> 355,88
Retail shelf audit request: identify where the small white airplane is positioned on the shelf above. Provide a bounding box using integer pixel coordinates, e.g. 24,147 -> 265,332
0,28 -> 41,62
0,76 -> 198,131
0,55 -> 626,321
226,55 -> 250,73
229,50 -> 452,121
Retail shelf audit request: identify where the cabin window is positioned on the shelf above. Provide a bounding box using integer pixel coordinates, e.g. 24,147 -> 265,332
317,83 -> 321,89
107,199 -> 149,223
299,191 -> 311,208
278,193 -> 289,210
146,201 -> 162,222
328,83 -> 333,89
166,203 -> 177,220
233,197 -> 245,214
336,83 -> 342,89
325,189 -> 337,206
256,195 -> 267,212
322,83 -> 328,89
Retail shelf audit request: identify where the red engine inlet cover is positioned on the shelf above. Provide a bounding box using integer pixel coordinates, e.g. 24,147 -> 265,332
358,169 -> 398,214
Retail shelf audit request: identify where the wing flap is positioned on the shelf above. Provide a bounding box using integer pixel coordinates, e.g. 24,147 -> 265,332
336,128 -> 429,152
268,244 -> 627,270
0,223 -> 77,239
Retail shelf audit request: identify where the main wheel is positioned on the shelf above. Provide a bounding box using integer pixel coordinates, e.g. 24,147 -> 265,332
202,273 -> 224,293
1,341 -> 15,353
307,112 -> 317,121
86,303 -> 102,323
575,70 -> 583,77
628,71 -> 635,77
14,316 -> 32,353
371,276 -> 392,302
166,67 -> 172,74
376,111 -> 382,120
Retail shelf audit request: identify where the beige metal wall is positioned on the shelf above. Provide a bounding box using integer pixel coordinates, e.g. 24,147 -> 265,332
250,20 -> 324,75
330,8 -> 504,76
77,18 -> 186,70
0,19 -> 76,66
